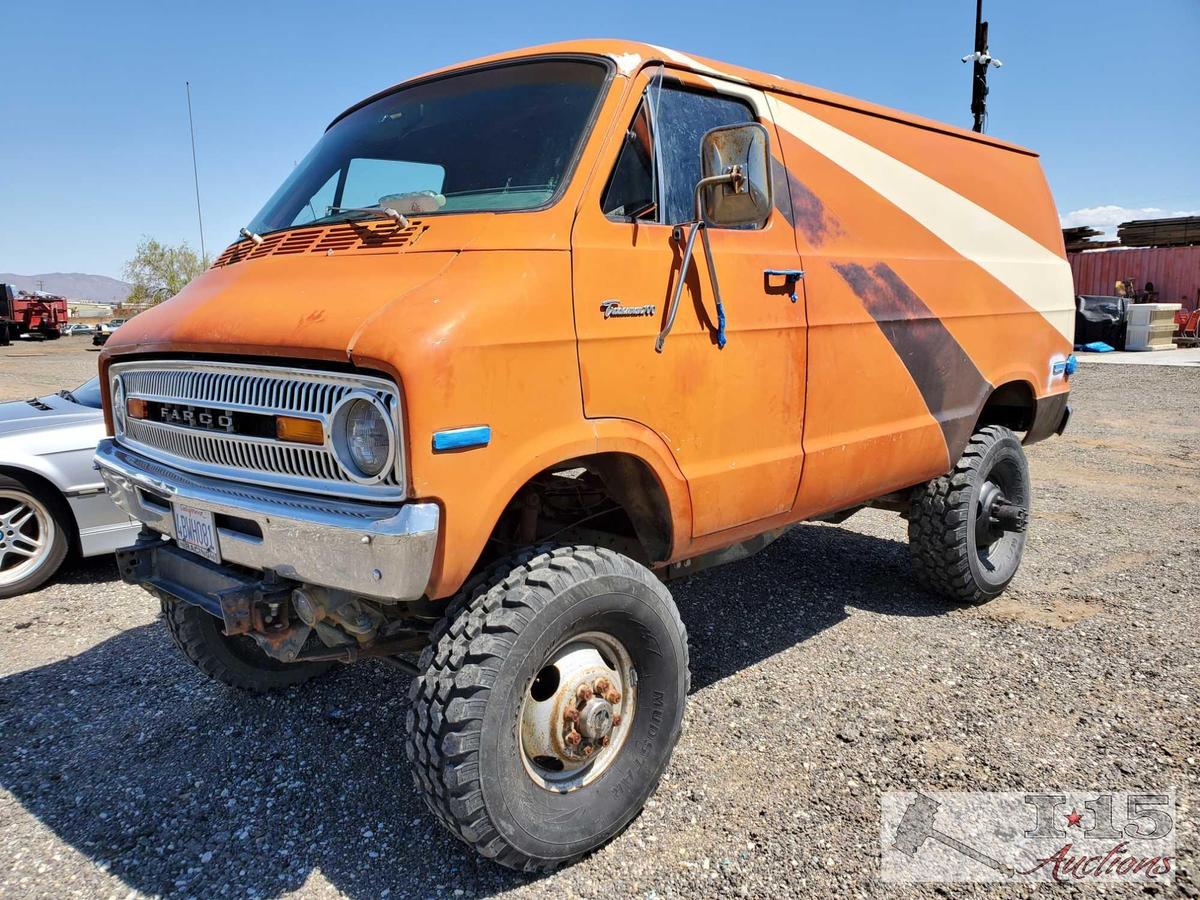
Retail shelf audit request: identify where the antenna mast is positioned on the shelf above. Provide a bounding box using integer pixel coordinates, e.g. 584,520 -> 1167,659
185,81 -> 207,261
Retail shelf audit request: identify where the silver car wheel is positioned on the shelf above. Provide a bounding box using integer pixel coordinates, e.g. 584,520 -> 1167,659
0,489 -> 56,588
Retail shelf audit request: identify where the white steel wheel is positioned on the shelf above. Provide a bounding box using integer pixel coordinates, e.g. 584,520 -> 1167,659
519,631 -> 636,791
0,478 -> 70,599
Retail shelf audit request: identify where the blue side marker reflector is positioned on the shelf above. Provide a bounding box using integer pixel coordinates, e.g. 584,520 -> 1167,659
1065,354 -> 1078,376
432,426 -> 491,452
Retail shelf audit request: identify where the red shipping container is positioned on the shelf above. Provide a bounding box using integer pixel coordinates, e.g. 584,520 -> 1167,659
1069,245 -> 1200,313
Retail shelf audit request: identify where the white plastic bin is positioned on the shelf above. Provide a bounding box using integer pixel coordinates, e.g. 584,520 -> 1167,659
1125,322 -> 1177,351
1127,303 -> 1181,327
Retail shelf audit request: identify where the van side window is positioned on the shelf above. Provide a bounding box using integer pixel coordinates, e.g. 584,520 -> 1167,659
601,84 -> 756,227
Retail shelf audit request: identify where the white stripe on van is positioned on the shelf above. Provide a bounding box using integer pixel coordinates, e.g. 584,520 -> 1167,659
765,94 -> 1074,342
646,46 -> 1074,344
649,45 -> 748,84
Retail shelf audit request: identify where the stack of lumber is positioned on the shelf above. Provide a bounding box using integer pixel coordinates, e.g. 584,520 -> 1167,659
1063,226 -> 1118,251
1117,217 -> 1200,248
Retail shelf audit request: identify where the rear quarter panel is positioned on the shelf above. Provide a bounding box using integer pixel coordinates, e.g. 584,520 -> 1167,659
767,90 -> 1073,518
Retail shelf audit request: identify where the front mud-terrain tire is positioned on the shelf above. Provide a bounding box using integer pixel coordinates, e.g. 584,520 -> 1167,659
908,424 -> 1031,604
161,597 -> 333,692
406,546 -> 689,872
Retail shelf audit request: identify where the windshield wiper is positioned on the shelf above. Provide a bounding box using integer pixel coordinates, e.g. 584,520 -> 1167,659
56,389 -> 77,404
325,206 -> 411,227
239,227 -> 264,245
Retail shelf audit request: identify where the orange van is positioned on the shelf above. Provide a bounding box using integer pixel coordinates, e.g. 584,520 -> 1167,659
97,40 -> 1075,870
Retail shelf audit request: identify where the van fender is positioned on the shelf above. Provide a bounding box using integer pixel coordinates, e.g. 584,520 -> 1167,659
975,367 -> 1070,448
988,360 -> 1070,402
422,417 -> 692,600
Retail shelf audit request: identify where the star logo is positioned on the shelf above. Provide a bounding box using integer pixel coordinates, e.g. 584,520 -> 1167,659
1065,809 -> 1084,828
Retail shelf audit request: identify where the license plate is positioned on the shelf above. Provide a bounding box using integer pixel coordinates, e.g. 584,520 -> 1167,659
173,504 -> 221,563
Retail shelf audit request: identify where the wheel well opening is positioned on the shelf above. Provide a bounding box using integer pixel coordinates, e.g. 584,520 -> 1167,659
976,381 -> 1036,433
479,453 -> 673,570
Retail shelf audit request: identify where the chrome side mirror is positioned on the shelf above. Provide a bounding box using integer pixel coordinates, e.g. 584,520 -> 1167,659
699,122 -> 772,227
655,123 -> 773,354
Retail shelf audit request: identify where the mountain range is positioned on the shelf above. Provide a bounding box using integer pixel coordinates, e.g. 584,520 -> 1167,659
0,272 -> 130,304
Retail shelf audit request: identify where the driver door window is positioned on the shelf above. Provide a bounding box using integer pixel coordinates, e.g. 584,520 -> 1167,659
601,85 -> 755,227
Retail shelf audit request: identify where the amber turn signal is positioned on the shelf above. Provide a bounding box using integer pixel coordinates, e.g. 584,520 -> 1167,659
126,397 -> 149,420
275,415 -> 325,445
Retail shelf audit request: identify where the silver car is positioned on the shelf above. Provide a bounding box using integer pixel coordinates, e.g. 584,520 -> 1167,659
0,377 -> 140,597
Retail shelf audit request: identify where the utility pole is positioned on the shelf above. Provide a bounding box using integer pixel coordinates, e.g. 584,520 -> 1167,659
185,81 -> 207,262
962,0 -> 1003,133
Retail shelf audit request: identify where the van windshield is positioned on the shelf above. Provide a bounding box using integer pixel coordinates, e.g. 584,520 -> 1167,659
245,59 -> 609,236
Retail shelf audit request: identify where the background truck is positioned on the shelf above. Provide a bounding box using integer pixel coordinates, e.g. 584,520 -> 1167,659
95,40 -> 1075,873
0,284 -> 68,343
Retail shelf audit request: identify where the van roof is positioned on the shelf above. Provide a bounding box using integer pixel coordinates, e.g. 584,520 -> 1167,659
334,38 -> 1036,157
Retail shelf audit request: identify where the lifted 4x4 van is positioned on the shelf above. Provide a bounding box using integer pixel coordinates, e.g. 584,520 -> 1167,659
97,40 -> 1075,871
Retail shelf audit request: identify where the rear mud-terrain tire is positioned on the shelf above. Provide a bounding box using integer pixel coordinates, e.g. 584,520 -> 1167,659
161,597 -> 333,692
908,425 -> 1031,604
0,474 -> 71,600
405,545 -> 689,872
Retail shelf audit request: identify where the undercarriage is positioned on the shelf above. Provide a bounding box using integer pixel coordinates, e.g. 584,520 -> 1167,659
117,532 -> 434,670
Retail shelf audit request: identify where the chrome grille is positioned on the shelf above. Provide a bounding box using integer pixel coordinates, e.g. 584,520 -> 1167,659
110,360 -> 405,501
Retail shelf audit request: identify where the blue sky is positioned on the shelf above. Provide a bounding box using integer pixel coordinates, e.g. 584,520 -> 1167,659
2,0 -> 1197,278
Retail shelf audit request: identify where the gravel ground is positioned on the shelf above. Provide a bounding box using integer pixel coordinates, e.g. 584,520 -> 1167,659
0,336 -> 103,399
0,353 -> 1196,898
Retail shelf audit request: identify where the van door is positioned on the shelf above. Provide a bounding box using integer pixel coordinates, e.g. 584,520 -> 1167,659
571,69 -> 806,539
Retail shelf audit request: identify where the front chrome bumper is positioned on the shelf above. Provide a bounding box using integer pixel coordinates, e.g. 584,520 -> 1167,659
95,439 -> 439,601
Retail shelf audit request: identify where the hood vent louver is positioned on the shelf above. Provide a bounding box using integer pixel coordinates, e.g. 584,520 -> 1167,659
213,219 -> 428,268
25,398 -> 52,411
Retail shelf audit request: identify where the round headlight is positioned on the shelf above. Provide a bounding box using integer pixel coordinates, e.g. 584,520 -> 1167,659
111,377 -> 126,433
334,396 -> 393,480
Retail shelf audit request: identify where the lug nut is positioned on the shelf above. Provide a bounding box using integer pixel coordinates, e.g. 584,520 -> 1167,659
576,684 -> 594,704
565,728 -> 581,747
612,713 -> 623,727
594,677 -> 611,695
600,735 -> 610,746
583,744 -> 594,756
605,689 -> 621,704
563,706 -> 579,723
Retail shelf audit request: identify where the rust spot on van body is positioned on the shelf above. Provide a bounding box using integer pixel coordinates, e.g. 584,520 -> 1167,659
833,261 -> 991,458
772,156 -> 843,246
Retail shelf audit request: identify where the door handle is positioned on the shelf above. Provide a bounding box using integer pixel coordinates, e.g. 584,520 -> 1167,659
765,269 -> 804,303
